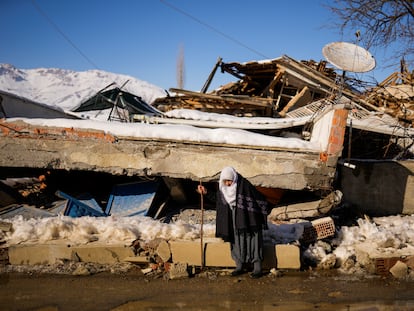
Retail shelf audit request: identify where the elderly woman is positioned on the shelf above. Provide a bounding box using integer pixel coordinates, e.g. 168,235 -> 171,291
198,166 -> 269,278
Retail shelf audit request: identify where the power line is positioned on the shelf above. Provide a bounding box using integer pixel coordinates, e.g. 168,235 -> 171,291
160,0 -> 269,59
31,0 -> 99,69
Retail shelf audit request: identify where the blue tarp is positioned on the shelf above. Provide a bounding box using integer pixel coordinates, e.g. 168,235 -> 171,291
55,180 -> 168,218
105,181 -> 160,217
56,191 -> 106,217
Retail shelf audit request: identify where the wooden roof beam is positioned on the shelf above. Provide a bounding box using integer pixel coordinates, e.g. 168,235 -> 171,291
262,68 -> 285,98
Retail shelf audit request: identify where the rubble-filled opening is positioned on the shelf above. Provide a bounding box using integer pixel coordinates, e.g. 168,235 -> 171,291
0,168 -> 145,209
0,168 -> 332,223
0,168 -> 222,221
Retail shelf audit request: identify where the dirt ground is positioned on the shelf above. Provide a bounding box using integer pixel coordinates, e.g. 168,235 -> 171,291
1,269 -> 414,311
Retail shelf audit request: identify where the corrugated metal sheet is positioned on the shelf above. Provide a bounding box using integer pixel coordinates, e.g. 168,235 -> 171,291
56,191 -> 106,217
0,204 -> 55,219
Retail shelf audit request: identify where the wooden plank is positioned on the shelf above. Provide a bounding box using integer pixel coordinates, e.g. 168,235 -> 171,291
279,86 -> 310,117
263,68 -> 284,98
169,88 -> 273,108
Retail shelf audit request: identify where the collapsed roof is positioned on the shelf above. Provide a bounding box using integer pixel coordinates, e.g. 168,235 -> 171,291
153,54 -> 413,124
363,61 -> 414,125
153,55 -> 378,117
72,84 -> 162,121
150,54 -> 414,160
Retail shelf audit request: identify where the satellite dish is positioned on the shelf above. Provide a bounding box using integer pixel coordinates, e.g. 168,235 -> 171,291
322,42 -> 376,73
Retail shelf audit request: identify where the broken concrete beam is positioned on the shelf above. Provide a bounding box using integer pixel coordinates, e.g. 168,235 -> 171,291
268,190 -> 342,221
269,201 -> 321,221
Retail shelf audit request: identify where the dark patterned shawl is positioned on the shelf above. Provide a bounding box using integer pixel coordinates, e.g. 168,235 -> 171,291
215,173 -> 268,242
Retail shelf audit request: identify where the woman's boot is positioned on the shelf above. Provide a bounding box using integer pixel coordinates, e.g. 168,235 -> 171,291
231,261 -> 244,276
250,261 -> 262,278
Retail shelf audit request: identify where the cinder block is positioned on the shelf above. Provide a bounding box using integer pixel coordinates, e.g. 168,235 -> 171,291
204,242 -> 235,267
275,244 -> 301,269
301,217 -> 335,244
169,240 -> 202,266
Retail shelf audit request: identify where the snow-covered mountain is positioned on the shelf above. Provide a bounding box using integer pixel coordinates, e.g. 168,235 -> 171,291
0,64 -> 167,111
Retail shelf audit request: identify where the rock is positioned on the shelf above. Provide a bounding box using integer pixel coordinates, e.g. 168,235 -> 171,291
141,267 -> 153,274
168,262 -> 189,280
269,268 -> 283,277
317,253 -> 336,270
72,265 -> 91,276
389,260 -> 408,279
156,240 -> 171,263
328,291 -> 342,298
0,221 -> 12,232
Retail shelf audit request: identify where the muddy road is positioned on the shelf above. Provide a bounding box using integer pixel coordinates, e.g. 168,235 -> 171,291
1,269 -> 414,311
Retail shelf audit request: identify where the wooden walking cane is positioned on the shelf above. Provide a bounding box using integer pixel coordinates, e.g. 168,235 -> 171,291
199,180 -> 205,270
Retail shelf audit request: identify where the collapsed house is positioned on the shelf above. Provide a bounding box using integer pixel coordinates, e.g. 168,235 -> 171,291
1,48 -> 414,276
149,54 -> 414,217
1,52 -> 413,219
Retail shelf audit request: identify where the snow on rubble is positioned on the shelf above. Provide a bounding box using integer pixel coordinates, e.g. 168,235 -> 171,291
3,213 -> 414,275
2,64 -> 414,277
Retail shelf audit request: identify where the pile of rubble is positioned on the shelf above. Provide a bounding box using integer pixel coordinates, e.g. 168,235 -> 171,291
364,61 -> 414,125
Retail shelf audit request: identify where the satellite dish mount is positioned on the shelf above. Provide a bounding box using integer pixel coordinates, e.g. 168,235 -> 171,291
322,41 -> 376,97
322,41 -> 375,169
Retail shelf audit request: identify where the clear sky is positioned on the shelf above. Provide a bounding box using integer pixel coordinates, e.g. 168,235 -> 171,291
1,0 -> 396,92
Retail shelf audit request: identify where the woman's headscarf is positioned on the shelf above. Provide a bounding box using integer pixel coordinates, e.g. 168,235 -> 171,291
219,166 -> 238,207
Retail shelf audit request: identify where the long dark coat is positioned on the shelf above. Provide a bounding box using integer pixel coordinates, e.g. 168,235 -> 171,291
215,174 -> 268,243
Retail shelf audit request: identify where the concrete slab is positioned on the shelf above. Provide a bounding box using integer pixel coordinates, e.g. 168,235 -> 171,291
170,240 -> 301,270
7,241 -> 301,270
8,243 -> 134,265
204,242 -> 235,267
0,120 -> 338,191
73,245 -> 135,264
169,240 -> 203,266
8,244 -> 73,265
